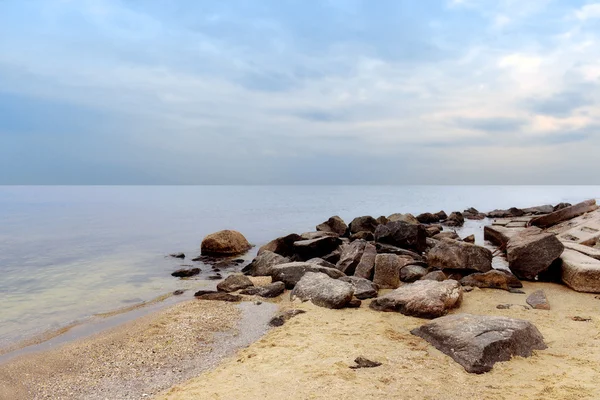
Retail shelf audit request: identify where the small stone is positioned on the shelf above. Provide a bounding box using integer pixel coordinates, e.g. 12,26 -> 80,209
169,252 -> 185,259
526,290 -> 550,310
171,268 -> 200,278
217,274 -> 254,292
496,304 -> 529,310
349,357 -> 382,369
269,310 -> 306,327
571,316 -> 592,322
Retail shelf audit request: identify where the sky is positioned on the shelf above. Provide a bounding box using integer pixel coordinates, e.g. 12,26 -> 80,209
0,0 -> 599,184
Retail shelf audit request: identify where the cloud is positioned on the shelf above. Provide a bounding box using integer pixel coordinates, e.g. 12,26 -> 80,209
575,3 -> 600,20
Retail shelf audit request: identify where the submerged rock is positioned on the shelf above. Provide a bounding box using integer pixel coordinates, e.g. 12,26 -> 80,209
506,227 -> 564,280
291,272 -> 354,309
169,252 -> 185,259
171,268 -> 200,278
201,230 -> 252,256
411,313 -> 547,373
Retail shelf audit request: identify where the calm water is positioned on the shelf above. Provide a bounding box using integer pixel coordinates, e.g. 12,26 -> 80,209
1,185 -> 600,349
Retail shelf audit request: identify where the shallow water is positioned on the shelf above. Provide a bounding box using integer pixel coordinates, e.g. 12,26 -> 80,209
1,185 -> 599,349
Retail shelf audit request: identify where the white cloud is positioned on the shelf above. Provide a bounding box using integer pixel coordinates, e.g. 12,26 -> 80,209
575,3 -> 600,20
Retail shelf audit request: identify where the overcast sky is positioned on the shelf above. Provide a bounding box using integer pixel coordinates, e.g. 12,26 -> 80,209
0,0 -> 599,184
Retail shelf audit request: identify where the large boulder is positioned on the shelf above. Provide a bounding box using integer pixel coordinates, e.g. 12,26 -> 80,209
201,230 -> 252,256
400,265 -> 429,283
240,281 -> 286,298
374,221 -> 427,253
444,212 -> 465,227
354,242 -> 377,280
487,207 -> 525,218
459,270 -> 522,291
370,280 -> 463,319
336,240 -> 368,275
427,239 -> 492,273
561,249 -> 600,293
416,213 -> 440,224
388,213 -> 419,225
316,215 -> 348,236
217,274 -> 254,292
484,225 -> 520,248
349,216 -> 379,234
530,199 -> 598,229
258,233 -> 302,258
522,204 -> 554,215
411,314 -> 547,373
291,272 -> 354,309
562,242 -> 600,260
506,227 -> 564,280
271,262 -> 345,289
373,254 -> 413,289
293,236 -> 342,260
339,276 -> 379,299
433,232 -> 460,241
243,250 -> 290,277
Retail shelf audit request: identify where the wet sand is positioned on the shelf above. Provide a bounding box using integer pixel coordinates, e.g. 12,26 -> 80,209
0,294 -> 277,400
158,282 -> 600,400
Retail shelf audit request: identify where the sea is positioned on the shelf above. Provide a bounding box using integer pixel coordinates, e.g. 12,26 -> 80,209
1,185 -> 599,352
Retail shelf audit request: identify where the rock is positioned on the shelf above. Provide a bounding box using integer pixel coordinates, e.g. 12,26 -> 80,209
300,231 -> 339,240
169,252 -> 185,259
487,208 -> 525,218
463,286 -> 474,292
373,254 -> 411,289
243,251 -> 290,277
208,274 -> 222,280
427,239 -> 493,273
374,221 -> 428,253
269,309 -> 306,327
291,272 -> 354,309
530,199 -> 598,229
240,281 -> 286,298
194,291 -> 242,302
336,240 -> 368,275
433,232 -> 460,241
354,242 -> 377,280
484,225 -> 520,248
375,243 -> 424,261
376,216 -> 389,225
417,212 -> 440,224
293,236 -> 342,260
349,357 -> 382,369
463,234 -> 475,244
571,316 -> 592,322
350,231 -> 375,241
411,313 -> 547,373
459,270 -> 522,291
522,205 -> 554,215
171,268 -> 200,278
217,274 -> 254,292
506,227 -> 564,280
201,230 -> 252,256
271,262 -> 346,289
561,249 -> 600,293
561,242 -> 600,260
554,202 -> 572,211
425,225 -> 442,237
420,270 -> 447,281
400,265 -> 429,283
388,213 -> 420,225
173,289 -> 186,296
307,257 -> 337,269
444,212 -> 465,227
212,258 -> 245,269
349,216 -> 379,234
316,215 -> 348,236
526,290 -> 550,310
321,248 -> 342,264
339,276 -> 379,299
463,207 -> 486,220
347,299 -> 362,308
497,304 -> 529,310
370,280 -> 463,318
258,233 -> 302,258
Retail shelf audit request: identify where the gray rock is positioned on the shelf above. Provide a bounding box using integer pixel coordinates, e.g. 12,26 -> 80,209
258,233 -> 302,258
349,357 -> 382,369
243,250 -> 290,277
354,242 -> 377,280
427,239 -> 493,273
484,225 -> 520,248
387,213 -> 419,225
349,216 -> 379,234
194,291 -> 242,302
300,231 -> 339,240
339,276 -> 379,299
561,249 -> 600,293
370,280 -> 463,318
291,272 -> 354,309
411,314 -> 547,373
400,265 -> 429,283
293,236 -> 342,260
522,205 -> 554,215
530,199 -> 598,229
374,221 -> 428,253
350,231 -> 375,241
506,227 -> 564,280
316,215 -> 348,236
216,274 -> 254,292
459,270 -> 522,291
375,243 -> 424,261
271,262 -> 346,289
420,270 -> 447,281
373,254 -> 412,289
526,290 -> 550,310
171,268 -> 200,278
307,257 -> 337,269
240,281 -> 286,298
269,309 -> 306,327
487,208 -> 525,218
336,240 -> 368,275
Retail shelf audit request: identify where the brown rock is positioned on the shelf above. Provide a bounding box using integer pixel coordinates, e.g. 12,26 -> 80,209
561,249 -> 600,293
269,309 -> 306,327
373,254 -> 411,289
420,270 -> 447,281
387,213 -> 419,225
530,199 -> 598,229
463,234 -> 475,244
506,227 -> 564,280
433,232 -> 460,241
242,250 -> 290,277
400,265 -> 429,283
349,216 -> 379,234
417,212 -> 440,224
444,212 -> 465,227
374,221 -> 428,253
201,230 -> 252,256
459,270 -> 522,291
217,274 -> 254,292
171,268 -> 200,278
427,239 -> 493,273
316,215 -> 348,236
336,240 -> 367,275
526,290 -> 550,310
350,231 -> 375,241
194,291 -> 242,302
258,233 -> 302,257
354,242 -> 377,280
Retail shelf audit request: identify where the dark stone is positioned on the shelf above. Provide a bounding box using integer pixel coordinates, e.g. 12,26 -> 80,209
271,262 -> 346,289
487,208 -> 525,218
350,231 -> 375,241
420,270 -> 447,281
240,281 -> 286,298
436,211 -> 448,221
243,251 -> 290,277
506,227 -> 564,280
217,274 -> 254,292
316,215 -> 348,236
194,291 -> 242,302
427,239 -> 493,273
374,221 -> 428,253
336,240 -> 367,275
463,234 -> 475,244
375,243 -> 424,261
293,236 -> 342,260
349,357 -> 382,369
425,225 -> 442,238
354,242 -> 377,280
459,270 -> 522,291
370,280 -> 463,318
411,313 -> 547,373
208,274 -> 222,280
530,199 -> 598,229
376,216 -> 389,225
269,309 -> 306,327
433,232 -> 460,241
347,299 -> 362,308
170,252 -> 185,259
554,202 -> 572,211
416,212 -> 440,224
349,216 -> 379,234
339,276 -> 379,300
444,212 -> 465,227
522,205 -> 554,215
172,290 -> 186,296
322,248 -> 342,264
171,268 -> 200,278
526,290 -> 550,310
258,233 -> 303,258
291,272 -> 354,309
400,265 -> 429,283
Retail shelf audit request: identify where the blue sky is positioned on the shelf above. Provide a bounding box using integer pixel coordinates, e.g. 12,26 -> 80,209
0,0 -> 599,184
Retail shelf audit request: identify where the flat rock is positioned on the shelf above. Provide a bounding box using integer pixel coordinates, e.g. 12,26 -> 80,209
561,249 -> 600,293
556,217 -> 600,246
526,290 -> 550,310
271,262 -> 346,289
420,270 -> 447,281
387,213 -> 419,225
522,204 -> 554,215
411,313 -> 547,373
243,250 -> 290,277
484,225 -> 523,248
459,270 -> 522,291
300,231 -> 339,240
370,280 -> 463,318
217,274 -> 254,292
506,227 -> 564,280
240,281 -> 286,298
374,221 -> 428,253
400,264 -> 429,283
487,208 -> 525,218
291,272 -> 354,309
201,230 -> 252,256
316,215 -> 348,236
349,216 -> 379,234
433,231 -> 460,241
561,242 -> 600,260
375,243 -> 424,261
258,233 -> 302,258
171,268 -> 200,278
340,276 -> 379,299
373,254 -> 413,289
530,199 -> 598,229
427,239 -> 493,273
349,357 -> 382,369
336,240 -> 368,275
293,236 -> 342,260
194,291 -> 242,302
